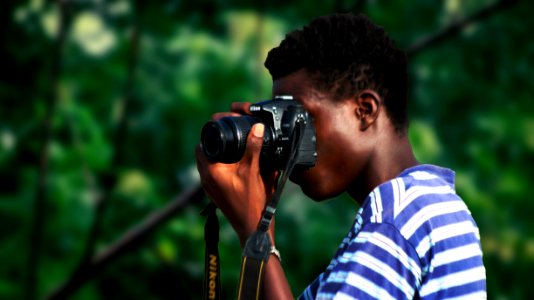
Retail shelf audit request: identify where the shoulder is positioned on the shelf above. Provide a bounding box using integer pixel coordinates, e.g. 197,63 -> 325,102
360,164 -> 480,258
361,164 -> 464,223
308,165 -> 486,299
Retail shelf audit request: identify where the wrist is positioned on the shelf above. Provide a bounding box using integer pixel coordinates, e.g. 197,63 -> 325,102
270,245 -> 281,263
239,226 -> 275,248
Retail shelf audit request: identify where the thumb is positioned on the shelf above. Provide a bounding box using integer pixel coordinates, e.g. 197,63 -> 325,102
242,123 -> 265,164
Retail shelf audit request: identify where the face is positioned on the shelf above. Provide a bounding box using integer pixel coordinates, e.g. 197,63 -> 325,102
273,69 -> 373,200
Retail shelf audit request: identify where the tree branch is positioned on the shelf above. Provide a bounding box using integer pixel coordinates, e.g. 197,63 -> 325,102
407,0 -> 518,58
70,0 -> 142,285
46,185 -> 204,299
25,1 -> 72,299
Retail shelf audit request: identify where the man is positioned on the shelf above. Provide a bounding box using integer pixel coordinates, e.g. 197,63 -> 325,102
196,13 -> 486,299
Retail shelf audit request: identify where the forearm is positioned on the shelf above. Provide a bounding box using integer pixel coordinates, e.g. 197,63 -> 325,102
263,254 -> 293,300
239,227 -> 293,299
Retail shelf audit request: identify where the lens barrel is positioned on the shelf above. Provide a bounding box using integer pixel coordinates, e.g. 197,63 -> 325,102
200,116 -> 261,163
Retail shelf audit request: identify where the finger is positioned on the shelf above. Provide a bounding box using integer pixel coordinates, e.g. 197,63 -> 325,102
242,123 -> 264,165
195,144 -> 222,197
261,170 -> 279,193
195,144 -> 206,162
231,102 -> 252,115
195,144 -> 209,176
212,112 -> 241,121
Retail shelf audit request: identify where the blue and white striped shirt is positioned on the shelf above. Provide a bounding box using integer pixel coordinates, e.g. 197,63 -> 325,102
299,164 -> 486,299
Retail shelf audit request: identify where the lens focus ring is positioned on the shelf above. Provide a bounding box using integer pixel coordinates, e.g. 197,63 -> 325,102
200,116 -> 261,163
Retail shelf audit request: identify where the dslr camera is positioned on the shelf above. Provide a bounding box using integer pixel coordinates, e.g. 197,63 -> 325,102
200,95 -> 317,172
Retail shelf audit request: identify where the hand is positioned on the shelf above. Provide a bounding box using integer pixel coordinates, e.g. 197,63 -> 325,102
197,103 -> 293,300
196,103 -> 277,245
210,102 -> 252,120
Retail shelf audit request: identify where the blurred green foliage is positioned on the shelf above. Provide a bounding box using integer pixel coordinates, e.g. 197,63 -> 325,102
1,0 -> 533,299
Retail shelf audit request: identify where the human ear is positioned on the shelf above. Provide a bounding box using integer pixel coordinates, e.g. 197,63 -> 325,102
355,89 -> 380,131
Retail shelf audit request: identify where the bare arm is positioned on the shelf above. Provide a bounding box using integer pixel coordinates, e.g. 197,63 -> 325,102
196,104 -> 294,299
263,253 -> 293,299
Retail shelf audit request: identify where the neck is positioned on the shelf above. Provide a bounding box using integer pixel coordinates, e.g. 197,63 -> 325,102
347,132 -> 418,205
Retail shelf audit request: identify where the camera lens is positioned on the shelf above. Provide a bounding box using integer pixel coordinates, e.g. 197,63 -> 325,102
201,116 -> 260,163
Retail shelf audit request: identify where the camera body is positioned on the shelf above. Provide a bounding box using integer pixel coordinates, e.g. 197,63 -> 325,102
200,95 -> 317,172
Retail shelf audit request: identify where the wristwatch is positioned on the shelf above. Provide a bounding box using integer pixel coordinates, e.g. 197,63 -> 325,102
270,245 -> 281,263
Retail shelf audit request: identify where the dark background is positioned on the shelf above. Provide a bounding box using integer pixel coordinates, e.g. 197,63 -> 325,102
1,0 -> 533,299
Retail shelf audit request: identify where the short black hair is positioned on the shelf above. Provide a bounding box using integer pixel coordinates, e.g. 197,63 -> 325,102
265,13 -> 409,133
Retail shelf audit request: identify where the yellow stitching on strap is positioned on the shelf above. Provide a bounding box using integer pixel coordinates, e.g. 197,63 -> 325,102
255,261 -> 265,300
237,257 -> 247,300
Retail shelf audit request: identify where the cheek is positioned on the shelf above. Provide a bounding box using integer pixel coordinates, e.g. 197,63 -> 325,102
305,122 -> 358,197
316,112 -> 358,167
316,133 -> 357,177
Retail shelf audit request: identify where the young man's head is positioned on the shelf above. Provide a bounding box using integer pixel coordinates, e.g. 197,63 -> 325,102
265,13 -> 409,134
265,13 -> 412,201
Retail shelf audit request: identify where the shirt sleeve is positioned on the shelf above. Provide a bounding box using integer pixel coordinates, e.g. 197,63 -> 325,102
312,222 -> 422,300
298,273 -> 323,300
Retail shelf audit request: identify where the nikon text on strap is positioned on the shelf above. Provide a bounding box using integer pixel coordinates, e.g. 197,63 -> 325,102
202,203 -> 221,300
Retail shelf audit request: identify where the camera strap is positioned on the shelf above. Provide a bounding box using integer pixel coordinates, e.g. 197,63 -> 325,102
201,202 -> 221,300
201,119 -> 306,300
236,118 -> 306,300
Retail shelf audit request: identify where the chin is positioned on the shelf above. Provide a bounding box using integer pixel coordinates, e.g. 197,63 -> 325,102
301,188 -> 331,202
290,168 -> 345,201
296,178 -> 343,202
